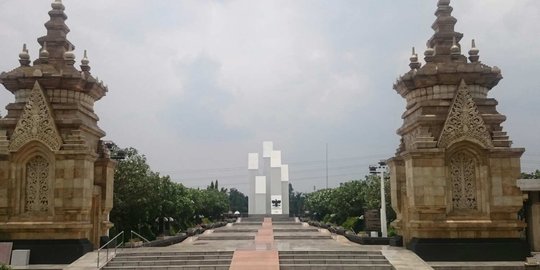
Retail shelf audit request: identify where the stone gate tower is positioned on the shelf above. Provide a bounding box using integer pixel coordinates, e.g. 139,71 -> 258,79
0,0 -> 115,263
388,0 -> 528,261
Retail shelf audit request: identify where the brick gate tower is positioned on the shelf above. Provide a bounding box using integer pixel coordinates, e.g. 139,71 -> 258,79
388,0 -> 529,261
0,0 -> 116,264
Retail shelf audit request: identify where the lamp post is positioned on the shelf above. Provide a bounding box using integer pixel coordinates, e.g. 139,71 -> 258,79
369,160 -> 388,237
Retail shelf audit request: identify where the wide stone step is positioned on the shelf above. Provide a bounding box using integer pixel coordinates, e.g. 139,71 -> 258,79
103,265 -> 229,270
117,251 -> 234,257
274,235 -> 332,240
113,255 -> 233,261
274,232 -> 326,235
279,254 -> 386,260
273,228 -> 318,232
280,258 -> 390,264
106,259 -> 232,267
104,251 -> 234,270
279,250 -> 382,255
280,264 -> 394,270
197,235 -> 254,240
232,222 -> 262,226
212,229 -> 258,232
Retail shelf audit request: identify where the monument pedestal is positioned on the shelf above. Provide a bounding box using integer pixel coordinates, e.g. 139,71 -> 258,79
408,237 -> 530,261
4,239 -> 93,264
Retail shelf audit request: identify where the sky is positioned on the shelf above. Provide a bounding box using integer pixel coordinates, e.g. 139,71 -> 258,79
0,0 -> 539,193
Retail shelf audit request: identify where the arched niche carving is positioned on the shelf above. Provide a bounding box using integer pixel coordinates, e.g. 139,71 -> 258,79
445,141 -> 489,217
10,141 -> 55,218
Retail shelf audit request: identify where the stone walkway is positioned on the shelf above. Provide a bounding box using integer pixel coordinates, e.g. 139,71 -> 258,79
229,217 -> 279,270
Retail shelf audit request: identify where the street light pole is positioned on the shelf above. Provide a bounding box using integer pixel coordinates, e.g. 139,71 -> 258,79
379,164 -> 387,238
369,160 -> 388,237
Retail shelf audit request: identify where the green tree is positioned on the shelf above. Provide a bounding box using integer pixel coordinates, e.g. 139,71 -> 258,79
305,188 -> 335,221
289,183 -> 306,217
110,147 -> 197,240
228,188 -> 248,213
304,173 -> 395,227
521,170 -> 540,179
190,185 -> 229,222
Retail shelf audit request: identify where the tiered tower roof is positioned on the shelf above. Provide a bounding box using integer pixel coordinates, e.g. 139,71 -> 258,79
394,0 -> 502,97
0,0 -> 107,101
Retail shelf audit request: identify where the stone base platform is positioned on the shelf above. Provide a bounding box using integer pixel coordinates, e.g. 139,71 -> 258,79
409,238 -> 530,261
2,239 -> 93,264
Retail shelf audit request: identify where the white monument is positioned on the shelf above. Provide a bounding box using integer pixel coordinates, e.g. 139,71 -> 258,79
248,141 -> 289,215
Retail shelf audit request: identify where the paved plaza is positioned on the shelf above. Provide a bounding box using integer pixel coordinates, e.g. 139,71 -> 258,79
10,216 -> 532,269
64,217 -> 429,269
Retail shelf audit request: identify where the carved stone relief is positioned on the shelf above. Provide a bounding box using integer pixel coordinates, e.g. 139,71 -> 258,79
438,80 -> 493,149
8,82 -> 62,152
25,155 -> 50,212
449,151 -> 477,210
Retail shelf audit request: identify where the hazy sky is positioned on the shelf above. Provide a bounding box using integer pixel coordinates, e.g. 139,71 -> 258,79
1,0 -> 539,193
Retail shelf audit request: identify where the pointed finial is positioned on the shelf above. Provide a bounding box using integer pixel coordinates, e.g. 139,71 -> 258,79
409,47 -> 421,70
63,44 -> 76,65
438,0 -> 451,6
424,45 -> 435,63
468,39 -> 480,63
82,50 -> 89,64
51,0 -> 65,10
19,43 -> 31,66
450,36 -> 460,60
39,42 -> 50,63
80,49 -> 91,72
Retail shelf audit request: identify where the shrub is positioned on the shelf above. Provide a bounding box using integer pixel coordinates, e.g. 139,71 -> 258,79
388,226 -> 397,237
341,216 -> 364,233
201,217 -> 211,224
0,264 -> 12,270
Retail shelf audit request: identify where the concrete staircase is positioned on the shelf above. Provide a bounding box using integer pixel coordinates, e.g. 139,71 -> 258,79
279,250 -> 395,270
102,250 -> 233,270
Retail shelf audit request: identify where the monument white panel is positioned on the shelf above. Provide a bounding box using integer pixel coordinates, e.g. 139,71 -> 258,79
255,176 -> 266,194
263,141 -> 273,158
271,195 -> 283,214
271,150 -> 281,168
281,164 -> 289,182
248,153 -> 259,170
10,250 -> 30,266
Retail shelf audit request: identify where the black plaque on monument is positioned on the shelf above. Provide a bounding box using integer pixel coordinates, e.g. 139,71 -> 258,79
364,209 -> 381,232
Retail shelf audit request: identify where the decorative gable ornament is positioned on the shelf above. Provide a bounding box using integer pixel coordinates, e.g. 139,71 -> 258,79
8,82 -> 62,152
438,80 -> 493,149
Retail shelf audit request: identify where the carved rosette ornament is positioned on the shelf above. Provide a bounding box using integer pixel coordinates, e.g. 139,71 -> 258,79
438,80 -> 493,149
8,82 -> 62,152
25,155 -> 50,212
